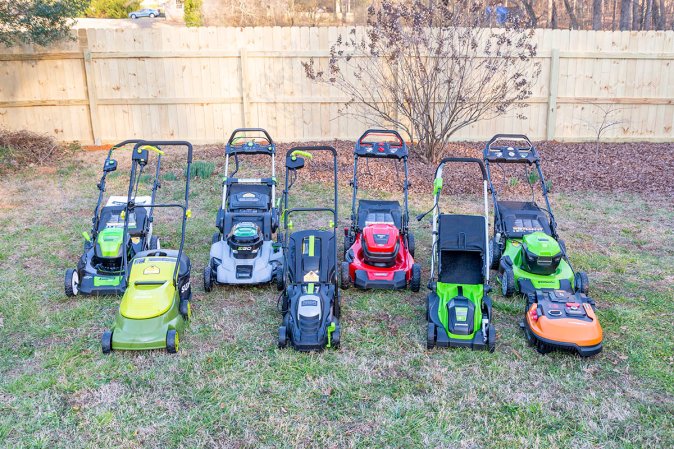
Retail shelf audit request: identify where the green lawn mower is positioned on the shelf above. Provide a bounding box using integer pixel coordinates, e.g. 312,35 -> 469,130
419,157 -> 495,351
277,146 -> 341,351
484,134 -> 602,356
101,141 -> 194,354
65,139 -> 161,297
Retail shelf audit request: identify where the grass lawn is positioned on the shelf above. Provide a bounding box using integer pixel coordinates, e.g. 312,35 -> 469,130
0,148 -> 672,448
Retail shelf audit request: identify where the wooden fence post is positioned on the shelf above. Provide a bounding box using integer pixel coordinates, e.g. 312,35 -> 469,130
546,48 -> 560,141
78,29 -> 101,145
239,48 -> 250,127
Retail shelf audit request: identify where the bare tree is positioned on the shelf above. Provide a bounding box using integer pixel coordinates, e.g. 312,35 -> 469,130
302,1 -> 541,162
516,0 -> 539,27
619,0 -> 631,29
593,0 -> 603,29
563,0 -> 579,28
581,104 -> 627,156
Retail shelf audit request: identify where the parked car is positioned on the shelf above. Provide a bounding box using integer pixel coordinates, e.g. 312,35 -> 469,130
128,8 -> 160,19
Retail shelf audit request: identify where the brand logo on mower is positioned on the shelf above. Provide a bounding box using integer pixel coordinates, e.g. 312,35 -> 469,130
181,282 -> 190,293
143,266 -> 160,275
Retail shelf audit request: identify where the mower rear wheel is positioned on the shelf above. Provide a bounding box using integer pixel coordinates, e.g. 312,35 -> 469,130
149,236 -> 160,250
501,267 -> 515,297
407,233 -> 416,258
166,330 -> 179,354
575,271 -> 590,295
278,326 -> 287,348
212,232 -> 221,244
426,322 -> 436,349
101,330 -> 113,354
64,269 -> 79,297
179,299 -> 190,320
343,233 -> 354,256
340,261 -> 351,289
410,263 -> 421,292
489,238 -> 502,270
203,266 -> 213,292
331,324 -> 341,349
488,324 -> 496,353
275,268 -> 285,292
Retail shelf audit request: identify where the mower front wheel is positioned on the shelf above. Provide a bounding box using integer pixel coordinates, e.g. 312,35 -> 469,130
343,233 -> 354,256
575,271 -> 590,295
331,324 -> 341,349
426,322 -> 436,349
488,324 -> 496,353
166,330 -> 179,354
101,330 -> 113,354
179,299 -> 191,320
410,263 -> 421,292
407,233 -> 416,258
275,268 -> 285,292
203,266 -> 213,292
489,238 -> 502,270
501,267 -> 515,297
64,269 -> 79,297
340,261 -> 351,289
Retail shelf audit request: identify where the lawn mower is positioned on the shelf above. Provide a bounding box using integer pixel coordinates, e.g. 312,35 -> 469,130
277,146 -> 341,351
64,139 -> 161,297
342,129 -> 421,291
101,140 -> 194,354
418,157 -> 495,351
484,134 -> 602,356
203,128 -> 283,290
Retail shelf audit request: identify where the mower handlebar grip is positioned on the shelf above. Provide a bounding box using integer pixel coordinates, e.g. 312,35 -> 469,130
485,134 -> 533,150
357,129 -> 404,146
227,128 -> 273,145
132,141 -> 194,163
436,157 -> 488,180
110,139 -> 146,151
285,146 -> 337,157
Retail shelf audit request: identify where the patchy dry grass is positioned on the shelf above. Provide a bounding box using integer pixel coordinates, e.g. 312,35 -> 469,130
0,148 -> 672,448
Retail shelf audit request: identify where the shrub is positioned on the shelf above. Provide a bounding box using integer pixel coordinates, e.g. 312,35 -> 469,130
189,161 -> 215,179
0,129 -> 72,171
85,0 -> 140,19
184,0 -> 203,27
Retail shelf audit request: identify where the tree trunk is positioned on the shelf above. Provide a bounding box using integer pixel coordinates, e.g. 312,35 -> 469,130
551,1 -> 559,29
612,0 -> 617,30
619,0 -> 631,30
632,0 -> 640,30
518,1 -> 538,27
563,0 -> 579,29
644,0 -> 653,30
593,0 -> 603,29
658,0 -> 665,29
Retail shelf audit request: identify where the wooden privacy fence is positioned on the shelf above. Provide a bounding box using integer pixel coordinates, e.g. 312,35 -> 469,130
0,27 -> 672,144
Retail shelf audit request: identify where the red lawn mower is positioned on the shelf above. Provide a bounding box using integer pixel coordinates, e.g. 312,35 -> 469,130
341,129 -> 421,292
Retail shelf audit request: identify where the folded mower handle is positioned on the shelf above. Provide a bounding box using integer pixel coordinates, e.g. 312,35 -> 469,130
485,134 -> 533,151
436,157 -> 488,181
132,140 -> 194,163
284,207 -> 337,227
227,128 -> 273,145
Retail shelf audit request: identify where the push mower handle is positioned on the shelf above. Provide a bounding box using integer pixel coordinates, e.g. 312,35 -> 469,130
132,141 -> 193,163
227,128 -> 274,145
357,129 -> 404,146
437,157 -> 488,181
485,134 -> 533,151
285,145 -> 337,157
284,207 -> 337,226
110,139 -> 146,151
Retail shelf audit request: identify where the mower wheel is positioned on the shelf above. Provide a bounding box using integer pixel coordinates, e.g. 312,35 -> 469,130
64,269 -> 79,297
410,263 -> 421,292
331,325 -> 341,349
334,290 -> 341,319
407,233 -> 416,258
426,323 -> 436,349
203,266 -> 213,292
575,271 -> 590,295
340,261 -> 351,289
488,324 -> 496,353
101,330 -> 113,354
275,268 -> 285,292
489,238 -> 502,270
166,330 -> 179,354
212,232 -> 221,244
426,295 -> 430,321
278,326 -> 287,348
149,236 -> 160,250
343,233 -> 354,256
501,267 -> 515,297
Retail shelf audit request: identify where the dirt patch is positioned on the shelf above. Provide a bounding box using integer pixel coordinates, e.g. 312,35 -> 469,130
191,140 -> 674,196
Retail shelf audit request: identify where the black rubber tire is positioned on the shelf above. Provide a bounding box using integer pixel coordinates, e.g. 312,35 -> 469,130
407,233 -> 415,258
149,13 -> 155,18
501,267 -> 515,297
203,266 -> 213,292
426,322 -> 436,349
179,299 -> 190,320
426,295 -> 430,321
343,233 -> 354,256
275,268 -> 285,291
278,326 -> 287,348
212,232 -> 220,244
575,271 -> 590,295
101,330 -> 113,354
489,238 -> 502,270
410,263 -> 421,292
331,325 -> 341,349
149,236 -> 160,250
340,261 -> 351,290
166,330 -> 178,354
524,325 -> 536,347
131,14 -> 137,19
64,268 -> 79,297
488,324 -> 496,353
